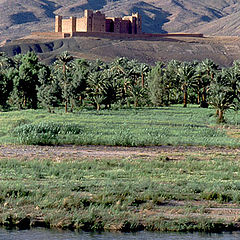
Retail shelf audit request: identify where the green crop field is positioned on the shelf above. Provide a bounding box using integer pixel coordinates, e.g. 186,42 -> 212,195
0,105 -> 239,147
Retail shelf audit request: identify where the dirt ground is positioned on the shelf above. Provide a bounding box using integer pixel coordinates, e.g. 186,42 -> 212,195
0,144 -> 239,161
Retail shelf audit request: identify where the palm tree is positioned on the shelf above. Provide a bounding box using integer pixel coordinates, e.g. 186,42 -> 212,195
177,62 -> 195,108
86,71 -> 108,111
208,69 -> 235,123
138,63 -> 150,88
195,59 -> 219,108
70,59 -> 90,109
54,51 -> 73,113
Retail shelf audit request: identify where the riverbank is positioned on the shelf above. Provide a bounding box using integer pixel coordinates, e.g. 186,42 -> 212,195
1,148 -> 240,232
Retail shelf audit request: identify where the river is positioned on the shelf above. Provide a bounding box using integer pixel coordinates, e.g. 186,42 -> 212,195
1,229 -> 240,240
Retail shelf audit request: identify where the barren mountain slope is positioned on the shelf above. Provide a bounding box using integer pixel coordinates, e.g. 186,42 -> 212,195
1,36 -> 240,67
0,0 -> 240,42
190,11 -> 240,36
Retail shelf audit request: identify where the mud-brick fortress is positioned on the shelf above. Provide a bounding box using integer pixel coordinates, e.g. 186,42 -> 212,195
55,10 -> 142,36
31,9 -> 203,39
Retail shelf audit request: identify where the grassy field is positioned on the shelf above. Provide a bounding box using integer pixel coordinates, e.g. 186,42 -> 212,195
1,154 -> 240,232
0,105 -> 240,147
0,106 -> 240,232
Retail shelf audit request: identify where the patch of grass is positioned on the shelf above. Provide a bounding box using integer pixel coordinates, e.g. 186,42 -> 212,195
1,156 -> 240,232
12,122 -> 83,145
0,106 -> 239,147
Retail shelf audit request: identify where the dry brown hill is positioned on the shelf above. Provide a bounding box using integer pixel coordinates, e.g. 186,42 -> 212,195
1,35 -> 240,67
0,0 -> 240,42
191,11 -> 240,36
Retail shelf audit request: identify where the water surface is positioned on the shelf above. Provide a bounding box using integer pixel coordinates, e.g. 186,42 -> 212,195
1,228 -> 240,240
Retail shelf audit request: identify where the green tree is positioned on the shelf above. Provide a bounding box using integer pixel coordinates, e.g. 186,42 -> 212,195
0,72 -> 13,109
195,59 -> 218,108
37,65 -> 59,113
54,51 -> 74,113
10,52 -> 40,109
70,59 -> 89,110
86,71 -> 108,111
209,69 -> 235,123
177,62 -> 195,107
148,62 -> 170,106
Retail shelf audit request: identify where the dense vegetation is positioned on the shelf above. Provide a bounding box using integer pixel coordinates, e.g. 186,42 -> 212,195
0,51 -> 239,124
0,155 -> 240,232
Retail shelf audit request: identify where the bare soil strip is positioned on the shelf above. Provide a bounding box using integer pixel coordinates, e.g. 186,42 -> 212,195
0,145 -> 239,161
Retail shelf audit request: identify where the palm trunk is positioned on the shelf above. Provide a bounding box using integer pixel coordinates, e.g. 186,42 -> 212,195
141,73 -> 144,88
79,95 -> 83,106
134,98 -> 138,108
218,109 -> 224,123
65,101 -> 68,113
23,95 -> 26,108
183,86 -> 187,108
201,87 -> 208,108
96,103 -> 100,111
70,102 -> 74,112
197,91 -> 201,105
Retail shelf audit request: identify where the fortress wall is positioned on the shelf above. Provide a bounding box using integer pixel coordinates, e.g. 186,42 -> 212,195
92,12 -> 106,32
137,18 -> 142,33
131,17 -> 137,34
30,32 -> 66,39
55,16 -> 62,32
120,20 -> 131,34
71,32 -> 204,39
106,19 -> 114,32
54,12 -> 142,35
62,19 -> 72,33
76,18 -> 88,32
113,18 -> 121,33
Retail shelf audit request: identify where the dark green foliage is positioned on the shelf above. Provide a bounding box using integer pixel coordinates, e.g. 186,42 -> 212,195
37,65 -> 59,112
0,72 -> 13,109
148,62 -> 170,106
0,51 -> 239,124
194,59 -> 219,108
8,52 -> 41,109
53,51 -> 74,113
208,68 -> 236,123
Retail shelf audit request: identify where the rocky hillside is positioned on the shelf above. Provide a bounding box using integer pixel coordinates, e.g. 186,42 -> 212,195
0,0 -> 240,41
1,36 -> 240,67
